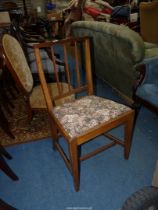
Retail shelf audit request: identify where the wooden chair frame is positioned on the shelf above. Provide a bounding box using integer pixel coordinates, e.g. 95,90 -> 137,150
34,36 -> 135,191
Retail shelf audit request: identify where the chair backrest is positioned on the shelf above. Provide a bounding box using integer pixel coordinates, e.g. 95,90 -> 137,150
140,1 -> 158,44
34,37 -> 93,112
2,34 -> 33,95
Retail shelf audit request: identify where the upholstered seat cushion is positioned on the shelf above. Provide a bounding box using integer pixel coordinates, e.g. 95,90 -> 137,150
30,83 -> 75,109
53,95 -> 131,139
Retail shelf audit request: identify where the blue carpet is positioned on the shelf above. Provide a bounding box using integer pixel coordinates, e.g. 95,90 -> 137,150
0,78 -> 158,210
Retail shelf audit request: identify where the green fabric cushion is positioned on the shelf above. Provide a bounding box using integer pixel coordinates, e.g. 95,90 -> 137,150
72,21 -> 145,99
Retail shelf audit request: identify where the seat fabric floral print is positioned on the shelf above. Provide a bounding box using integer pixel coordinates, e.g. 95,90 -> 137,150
53,95 -> 131,139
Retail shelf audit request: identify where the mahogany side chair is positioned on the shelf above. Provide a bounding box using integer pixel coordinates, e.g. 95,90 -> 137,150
1,34 -> 74,121
34,36 -> 135,191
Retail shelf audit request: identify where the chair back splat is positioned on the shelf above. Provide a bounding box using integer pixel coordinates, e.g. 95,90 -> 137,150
34,37 -> 135,192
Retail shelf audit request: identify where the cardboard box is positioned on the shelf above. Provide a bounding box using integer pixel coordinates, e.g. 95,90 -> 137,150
0,11 -> 11,24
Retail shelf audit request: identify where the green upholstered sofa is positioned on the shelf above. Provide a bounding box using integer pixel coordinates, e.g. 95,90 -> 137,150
72,21 -> 158,103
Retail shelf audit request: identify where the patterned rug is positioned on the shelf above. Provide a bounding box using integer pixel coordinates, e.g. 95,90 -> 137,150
0,93 -> 51,147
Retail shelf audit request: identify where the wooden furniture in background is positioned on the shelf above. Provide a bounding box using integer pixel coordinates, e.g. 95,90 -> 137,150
0,45 -> 15,139
140,1 -> 158,44
47,12 -> 64,38
62,0 -> 86,37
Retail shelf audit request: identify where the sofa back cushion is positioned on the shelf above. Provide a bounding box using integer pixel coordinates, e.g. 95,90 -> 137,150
72,21 -> 145,63
72,21 -> 145,99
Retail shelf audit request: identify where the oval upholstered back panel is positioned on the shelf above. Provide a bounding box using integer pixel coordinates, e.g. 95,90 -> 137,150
2,34 -> 33,93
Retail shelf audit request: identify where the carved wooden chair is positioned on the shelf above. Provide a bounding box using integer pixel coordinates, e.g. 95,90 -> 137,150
34,36 -> 135,191
1,34 -> 74,120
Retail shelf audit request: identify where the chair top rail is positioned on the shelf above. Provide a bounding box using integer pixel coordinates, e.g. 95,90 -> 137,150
33,36 -> 90,49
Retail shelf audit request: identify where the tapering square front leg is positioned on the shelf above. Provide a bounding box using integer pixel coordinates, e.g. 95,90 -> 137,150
69,140 -> 80,192
124,111 -> 135,159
